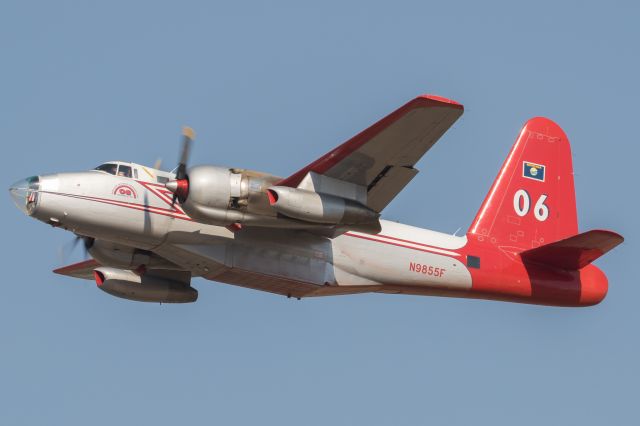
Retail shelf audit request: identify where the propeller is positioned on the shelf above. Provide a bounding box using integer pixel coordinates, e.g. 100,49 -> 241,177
166,127 -> 195,206
58,234 -> 95,263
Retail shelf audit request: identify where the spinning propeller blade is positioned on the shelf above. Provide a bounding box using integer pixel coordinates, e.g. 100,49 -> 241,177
170,127 -> 195,207
58,235 -> 95,263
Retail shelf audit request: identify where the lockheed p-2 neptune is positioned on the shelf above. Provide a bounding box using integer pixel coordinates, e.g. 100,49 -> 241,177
9,95 -> 623,306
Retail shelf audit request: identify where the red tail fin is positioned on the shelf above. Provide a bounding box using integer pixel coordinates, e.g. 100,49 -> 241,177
468,117 -> 577,250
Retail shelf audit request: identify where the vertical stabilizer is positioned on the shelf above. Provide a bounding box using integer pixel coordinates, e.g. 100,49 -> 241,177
468,117 -> 578,250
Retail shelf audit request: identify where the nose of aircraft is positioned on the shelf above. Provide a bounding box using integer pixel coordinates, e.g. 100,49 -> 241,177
9,176 -> 40,216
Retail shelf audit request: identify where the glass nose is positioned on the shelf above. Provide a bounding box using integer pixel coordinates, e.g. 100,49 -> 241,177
9,176 -> 40,215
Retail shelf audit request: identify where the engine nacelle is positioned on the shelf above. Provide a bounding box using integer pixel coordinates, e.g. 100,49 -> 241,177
170,166 -> 380,232
93,267 -> 197,303
180,165 -> 279,225
266,186 -> 380,229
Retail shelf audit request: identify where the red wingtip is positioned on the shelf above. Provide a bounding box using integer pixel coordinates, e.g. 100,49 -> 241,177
53,259 -> 100,275
276,94 -> 464,188
589,229 -> 625,244
419,94 -> 464,108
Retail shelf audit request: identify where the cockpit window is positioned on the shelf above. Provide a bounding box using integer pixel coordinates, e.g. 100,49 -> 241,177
117,165 -> 132,178
95,163 -> 117,175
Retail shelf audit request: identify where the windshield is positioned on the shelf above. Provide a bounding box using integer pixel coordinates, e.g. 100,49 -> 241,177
117,164 -> 132,178
95,163 -> 117,175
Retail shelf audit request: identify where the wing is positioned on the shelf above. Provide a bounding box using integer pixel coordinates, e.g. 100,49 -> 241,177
53,259 -> 100,280
276,95 -> 464,212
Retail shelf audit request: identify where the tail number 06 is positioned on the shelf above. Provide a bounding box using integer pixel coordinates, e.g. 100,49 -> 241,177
513,189 -> 549,221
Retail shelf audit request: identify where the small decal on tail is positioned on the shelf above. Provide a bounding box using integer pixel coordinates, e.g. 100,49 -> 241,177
523,161 -> 545,182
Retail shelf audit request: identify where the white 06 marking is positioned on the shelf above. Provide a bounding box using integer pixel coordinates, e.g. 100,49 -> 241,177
513,189 -> 530,217
534,194 -> 549,221
513,190 -> 549,221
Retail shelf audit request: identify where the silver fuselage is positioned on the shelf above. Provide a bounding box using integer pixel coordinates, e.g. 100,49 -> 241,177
16,168 -> 471,298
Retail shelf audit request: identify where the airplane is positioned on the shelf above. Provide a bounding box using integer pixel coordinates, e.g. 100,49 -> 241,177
9,95 -> 623,307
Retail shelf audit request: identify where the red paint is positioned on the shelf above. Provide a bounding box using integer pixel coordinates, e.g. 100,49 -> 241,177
40,188 -> 192,221
460,117 -> 620,306
134,265 -> 147,276
469,117 -> 577,247
276,95 -> 464,188
370,233 -> 456,251
93,270 -> 105,286
343,116 -> 621,307
347,229 -> 613,306
409,262 -> 445,277
266,189 -> 278,205
578,265 -> 609,306
345,232 -> 458,257
53,259 -> 100,275
520,229 -> 624,270
49,114 -> 621,307
174,178 -> 189,201
226,222 -> 243,233
460,239 -> 576,306
112,184 -> 138,199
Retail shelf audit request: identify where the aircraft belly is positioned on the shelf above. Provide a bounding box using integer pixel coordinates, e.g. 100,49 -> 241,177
156,224 -> 472,298
229,242 -> 332,286
156,228 -> 335,297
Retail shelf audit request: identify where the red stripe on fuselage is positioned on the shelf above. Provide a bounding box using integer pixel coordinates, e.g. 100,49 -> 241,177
41,190 -> 192,221
367,233 -> 459,252
344,232 -> 460,258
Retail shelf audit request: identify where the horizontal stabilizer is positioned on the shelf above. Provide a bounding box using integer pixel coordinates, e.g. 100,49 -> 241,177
520,230 -> 623,270
53,259 -> 100,280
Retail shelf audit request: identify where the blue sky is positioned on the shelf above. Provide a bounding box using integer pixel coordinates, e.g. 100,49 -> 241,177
1,1 -> 637,424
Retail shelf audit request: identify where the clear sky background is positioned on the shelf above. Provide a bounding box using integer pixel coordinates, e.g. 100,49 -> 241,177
1,1 -> 638,425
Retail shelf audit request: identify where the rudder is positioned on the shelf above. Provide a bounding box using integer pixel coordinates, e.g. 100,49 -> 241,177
468,117 -> 578,250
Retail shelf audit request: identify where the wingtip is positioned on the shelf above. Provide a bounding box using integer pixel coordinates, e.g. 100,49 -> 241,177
53,259 -> 100,275
591,229 -> 625,245
418,94 -> 464,109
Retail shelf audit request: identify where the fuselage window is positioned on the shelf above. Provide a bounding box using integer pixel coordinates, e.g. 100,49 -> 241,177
133,168 -> 139,179
157,176 -> 169,184
117,165 -> 132,178
95,163 -> 117,175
